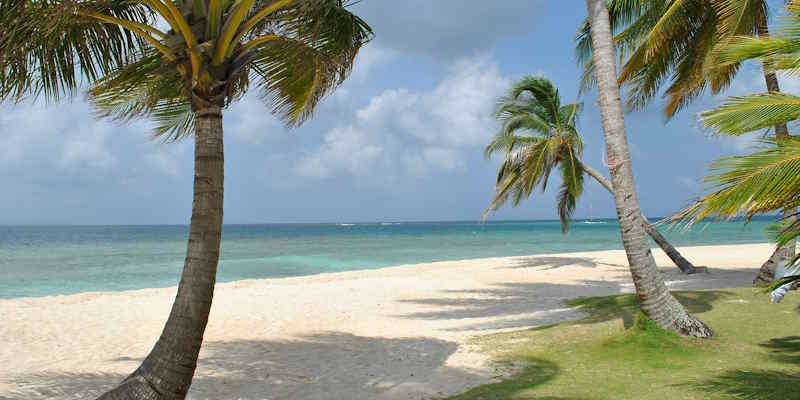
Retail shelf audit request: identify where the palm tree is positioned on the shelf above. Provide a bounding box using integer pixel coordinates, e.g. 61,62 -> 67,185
575,0 -> 795,286
671,137 -> 800,291
672,2 -> 800,289
583,0 -> 712,337
0,0 -> 372,398
485,75 -> 698,274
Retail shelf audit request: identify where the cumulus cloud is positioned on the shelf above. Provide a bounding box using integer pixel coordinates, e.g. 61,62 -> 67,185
225,92 -> 284,145
0,102 -> 117,172
295,56 -> 509,180
348,44 -> 397,83
0,99 -> 193,187
295,125 -> 384,179
141,145 -> 187,178
59,124 -> 116,171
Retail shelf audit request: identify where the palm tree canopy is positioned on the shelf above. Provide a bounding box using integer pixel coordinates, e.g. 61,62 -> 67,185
0,0 -> 373,140
701,3 -> 800,136
670,3 -> 800,225
485,76 -> 585,232
672,137 -> 800,224
575,0 -> 768,118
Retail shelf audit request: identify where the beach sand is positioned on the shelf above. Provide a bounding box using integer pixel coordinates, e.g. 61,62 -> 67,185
1,243 -> 773,400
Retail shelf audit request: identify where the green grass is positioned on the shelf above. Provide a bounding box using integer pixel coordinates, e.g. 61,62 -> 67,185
448,288 -> 800,400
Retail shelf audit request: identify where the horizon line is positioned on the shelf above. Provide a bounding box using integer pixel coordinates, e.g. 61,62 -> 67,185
0,215 -> 779,227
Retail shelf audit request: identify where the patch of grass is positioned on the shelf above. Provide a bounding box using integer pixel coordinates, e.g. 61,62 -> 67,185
448,288 -> 800,400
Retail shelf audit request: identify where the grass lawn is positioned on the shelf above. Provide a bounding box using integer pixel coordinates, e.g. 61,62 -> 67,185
448,288 -> 800,399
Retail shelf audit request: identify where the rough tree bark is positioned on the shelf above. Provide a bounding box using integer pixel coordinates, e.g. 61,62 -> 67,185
582,164 -> 697,274
97,106 -> 225,399
585,0 -> 712,337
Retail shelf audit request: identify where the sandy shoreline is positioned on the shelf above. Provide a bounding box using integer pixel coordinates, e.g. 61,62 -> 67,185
1,243 -> 773,399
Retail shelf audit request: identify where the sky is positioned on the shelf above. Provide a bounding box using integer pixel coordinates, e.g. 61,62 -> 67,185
0,1 -> 796,225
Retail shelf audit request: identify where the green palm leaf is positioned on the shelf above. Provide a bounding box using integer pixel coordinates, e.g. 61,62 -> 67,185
702,93 -> 800,135
575,0 -> 769,118
557,148 -> 585,232
0,0 -> 152,102
672,138 -> 800,223
484,75 -> 586,231
1,0 -> 373,138
246,0 -> 373,125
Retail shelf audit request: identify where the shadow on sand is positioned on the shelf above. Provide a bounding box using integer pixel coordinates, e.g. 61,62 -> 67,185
396,277 -> 727,332
6,333 -> 489,400
500,256 -> 623,270
396,280 -> 624,332
567,290 -> 730,329
6,257 -> 757,400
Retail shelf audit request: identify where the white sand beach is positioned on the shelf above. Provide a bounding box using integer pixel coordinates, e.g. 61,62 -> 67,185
1,243 -> 773,400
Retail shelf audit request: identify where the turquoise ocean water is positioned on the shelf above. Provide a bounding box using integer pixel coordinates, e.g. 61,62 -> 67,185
0,218 -> 775,298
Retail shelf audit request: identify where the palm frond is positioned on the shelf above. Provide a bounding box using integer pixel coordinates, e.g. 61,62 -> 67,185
766,215 -> 800,248
484,76 -> 586,226
507,76 -> 562,126
714,36 -> 800,70
0,0 -> 152,102
484,131 -> 543,160
88,51 -> 193,140
712,0 -> 766,37
575,0 -> 768,119
556,148 -> 585,232
246,0 -> 373,125
671,138 -> 800,224
701,92 -> 800,135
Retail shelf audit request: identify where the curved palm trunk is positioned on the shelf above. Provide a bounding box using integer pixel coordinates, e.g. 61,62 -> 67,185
98,106 -> 225,400
752,14 -> 796,286
582,164 -> 697,274
585,0 -> 712,337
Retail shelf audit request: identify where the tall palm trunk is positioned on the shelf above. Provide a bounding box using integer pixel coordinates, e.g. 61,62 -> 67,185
752,15 -> 796,286
582,164 -> 697,274
584,0 -> 712,337
98,106 -> 225,400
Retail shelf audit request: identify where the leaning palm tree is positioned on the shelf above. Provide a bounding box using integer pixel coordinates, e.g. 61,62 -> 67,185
484,75 -> 698,274
583,0 -> 712,337
0,0 -> 372,398
575,0 -> 796,286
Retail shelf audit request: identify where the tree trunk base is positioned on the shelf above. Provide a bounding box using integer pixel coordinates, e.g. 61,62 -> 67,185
97,371 -> 167,400
753,243 -> 795,287
671,314 -> 714,338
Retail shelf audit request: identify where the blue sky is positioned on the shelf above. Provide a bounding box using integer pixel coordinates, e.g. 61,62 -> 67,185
0,1 -> 793,225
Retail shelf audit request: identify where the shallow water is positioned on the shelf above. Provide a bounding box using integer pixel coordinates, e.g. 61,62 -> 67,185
0,218 -> 774,298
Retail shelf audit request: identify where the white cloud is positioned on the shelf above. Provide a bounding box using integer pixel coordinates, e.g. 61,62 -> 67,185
142,145 -> 186,178
349,44 -> 397,83
296,56 -> 509,181
0,103 -> 56,166
294,125 -> 383,179
225,92 -> 284,145
0,102 -> 118,172
59,124 -> 116,171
